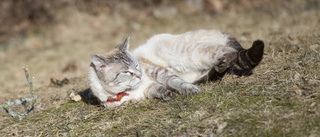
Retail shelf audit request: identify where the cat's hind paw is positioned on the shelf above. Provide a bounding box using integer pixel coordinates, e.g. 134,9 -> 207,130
213,50 -> 237,73
214,56 -> 228,73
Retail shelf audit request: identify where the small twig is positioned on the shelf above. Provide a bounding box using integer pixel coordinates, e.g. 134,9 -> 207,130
23,67 -> 37,110
0,67 -> 37,120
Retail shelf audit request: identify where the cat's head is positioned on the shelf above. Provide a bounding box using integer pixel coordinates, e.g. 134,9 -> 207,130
90,36 -> 142,94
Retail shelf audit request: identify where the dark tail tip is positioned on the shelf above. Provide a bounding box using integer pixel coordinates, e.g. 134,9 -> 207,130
249,39 -> 264,63
252,40 -> 265,52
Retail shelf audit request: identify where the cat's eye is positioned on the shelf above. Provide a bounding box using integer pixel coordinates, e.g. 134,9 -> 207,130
123,71 -> 133,75
135,64 -> 139,68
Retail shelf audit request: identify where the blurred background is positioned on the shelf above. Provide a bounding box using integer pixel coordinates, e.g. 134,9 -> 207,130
0,0 -> 319,102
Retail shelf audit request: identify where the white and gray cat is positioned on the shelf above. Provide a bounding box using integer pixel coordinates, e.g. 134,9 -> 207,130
88,30 -> 264,107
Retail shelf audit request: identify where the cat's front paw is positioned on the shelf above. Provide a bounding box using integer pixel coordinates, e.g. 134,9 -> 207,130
179,83 -> 200,94
161,89 -> 176,101
102,102 -> 120,108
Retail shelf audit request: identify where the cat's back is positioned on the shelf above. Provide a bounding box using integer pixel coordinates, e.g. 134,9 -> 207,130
179,29 -> 228,44
134,29 -> 229,53
133,29 -> 229,63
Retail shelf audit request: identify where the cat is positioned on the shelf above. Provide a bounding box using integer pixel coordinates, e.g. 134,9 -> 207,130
88,29 -> 264,107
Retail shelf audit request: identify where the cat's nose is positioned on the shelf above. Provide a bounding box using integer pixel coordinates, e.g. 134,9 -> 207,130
136,71 -> 142,79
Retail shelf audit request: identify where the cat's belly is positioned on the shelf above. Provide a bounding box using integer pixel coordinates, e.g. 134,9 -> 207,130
168,67 -> 205,83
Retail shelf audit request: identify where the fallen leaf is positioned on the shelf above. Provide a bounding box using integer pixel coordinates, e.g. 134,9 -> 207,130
70,92 -> 82,101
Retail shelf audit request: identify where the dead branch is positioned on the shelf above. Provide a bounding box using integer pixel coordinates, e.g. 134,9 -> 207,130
0,67 -> 37,120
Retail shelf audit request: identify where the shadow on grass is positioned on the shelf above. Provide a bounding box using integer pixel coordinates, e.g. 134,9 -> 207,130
78,88 -> 101,106
195,66 -> 253,84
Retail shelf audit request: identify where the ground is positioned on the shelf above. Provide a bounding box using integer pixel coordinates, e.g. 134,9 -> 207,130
0,0 -> 319,136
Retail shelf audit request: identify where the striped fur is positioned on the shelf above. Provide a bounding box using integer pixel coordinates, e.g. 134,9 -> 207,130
88,30 -> 264,107
145,66 -> 199,94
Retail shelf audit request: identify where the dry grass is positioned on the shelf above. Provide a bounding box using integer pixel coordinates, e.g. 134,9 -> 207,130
1,1 -> 320,136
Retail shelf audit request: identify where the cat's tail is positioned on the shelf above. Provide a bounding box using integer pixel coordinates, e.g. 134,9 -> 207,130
235,40 -> 264,70
194,39 -> 264,83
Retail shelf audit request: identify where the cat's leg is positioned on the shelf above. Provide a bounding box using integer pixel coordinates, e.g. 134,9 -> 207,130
194,47 -> 237,84
146,67 -> 199,94
144,83 -> 175,100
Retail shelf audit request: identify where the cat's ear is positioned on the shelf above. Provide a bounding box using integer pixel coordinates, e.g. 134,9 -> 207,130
115,36 -> 130,52
90,54 -> 107,69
